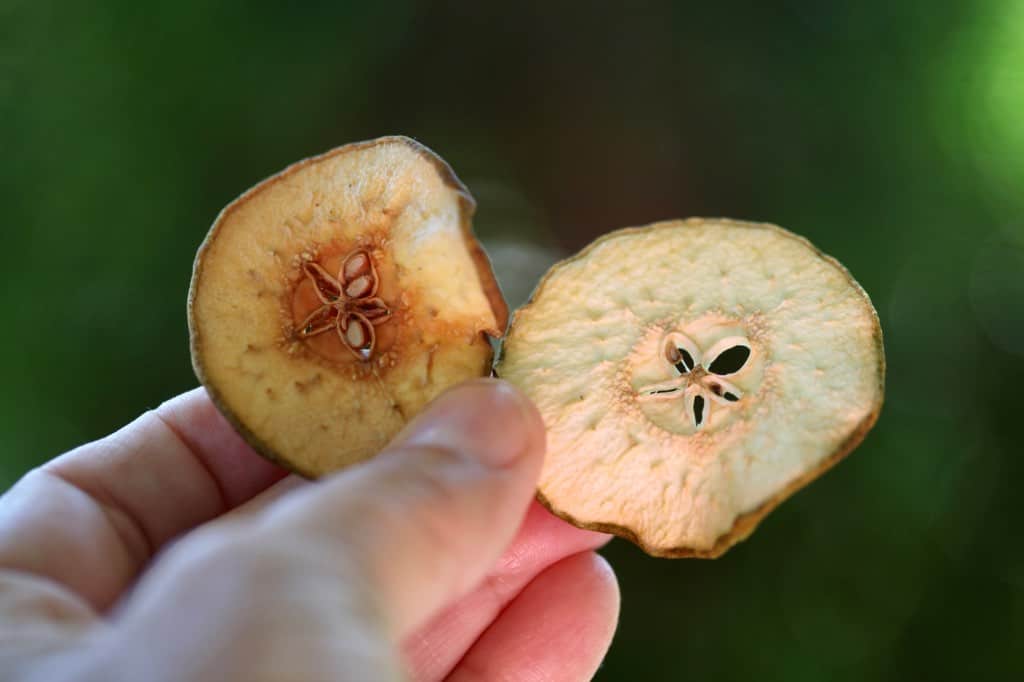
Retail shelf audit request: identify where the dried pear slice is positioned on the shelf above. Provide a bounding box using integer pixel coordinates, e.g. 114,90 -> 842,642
189,136 -> 507,477
497,218 -> 884,558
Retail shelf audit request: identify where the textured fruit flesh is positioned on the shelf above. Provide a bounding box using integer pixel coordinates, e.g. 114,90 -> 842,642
189,137 -> 507,477
497,219 -> 884,558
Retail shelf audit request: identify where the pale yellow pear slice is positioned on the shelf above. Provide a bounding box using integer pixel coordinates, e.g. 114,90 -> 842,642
189,136 -> 507,477
497,218 -> 884,557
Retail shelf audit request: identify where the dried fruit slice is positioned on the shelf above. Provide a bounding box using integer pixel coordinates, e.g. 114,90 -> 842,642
189,136 -> 506,477
497,218 -> 884,558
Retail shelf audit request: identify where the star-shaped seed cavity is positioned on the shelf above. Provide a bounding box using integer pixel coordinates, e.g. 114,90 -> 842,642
297,249 -> 392,360
637,332 -> 752,429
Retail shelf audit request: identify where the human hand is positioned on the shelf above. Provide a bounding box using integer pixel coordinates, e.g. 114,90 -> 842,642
0,380 -> 619,681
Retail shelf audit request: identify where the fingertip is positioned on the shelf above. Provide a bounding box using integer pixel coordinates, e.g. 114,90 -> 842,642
554,552 -> 621,666
398,379 -> 545,471
446,550 -> 621,681
155,386 -> 209,413
155,387 -> 287,506
490,379 -> 547,459
588,552 -> 622,619
474,378 -> 547,464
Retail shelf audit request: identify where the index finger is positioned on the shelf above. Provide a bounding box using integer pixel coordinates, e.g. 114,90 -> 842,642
0,388 -> 286,609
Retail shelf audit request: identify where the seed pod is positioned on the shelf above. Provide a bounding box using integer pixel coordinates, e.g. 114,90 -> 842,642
496,218 -> 885,558
188,136 -> 507,477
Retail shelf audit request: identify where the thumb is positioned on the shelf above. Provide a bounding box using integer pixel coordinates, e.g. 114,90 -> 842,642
262,378 -> 546,637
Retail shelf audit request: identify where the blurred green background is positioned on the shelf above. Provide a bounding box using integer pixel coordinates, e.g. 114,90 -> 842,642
3,0 -> 1023,679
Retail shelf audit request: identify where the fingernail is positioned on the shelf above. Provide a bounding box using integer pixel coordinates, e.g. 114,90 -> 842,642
401,380 -> 539,468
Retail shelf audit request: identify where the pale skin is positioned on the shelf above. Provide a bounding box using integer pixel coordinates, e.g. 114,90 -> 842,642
0,380 -> 619,681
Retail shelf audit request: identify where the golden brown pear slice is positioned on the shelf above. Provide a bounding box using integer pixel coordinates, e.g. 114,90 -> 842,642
189,136 -> 507,477
496,218 -> 884,558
